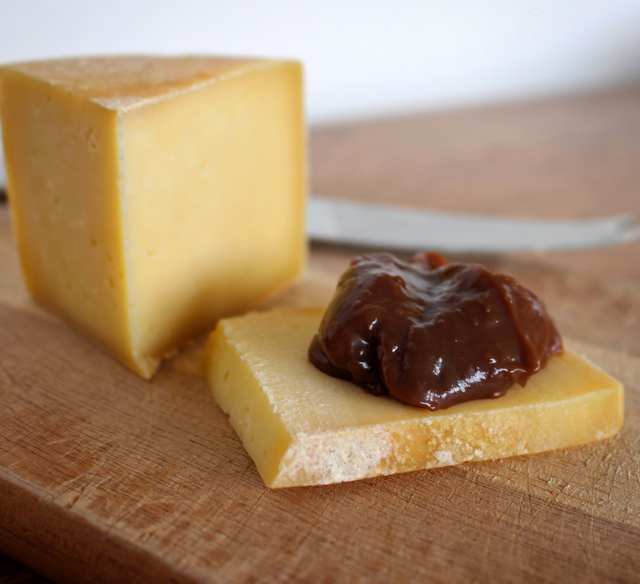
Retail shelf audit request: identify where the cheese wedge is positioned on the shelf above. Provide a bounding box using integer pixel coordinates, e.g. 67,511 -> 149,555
204,307 -> 624,488
0,56 -> 306,377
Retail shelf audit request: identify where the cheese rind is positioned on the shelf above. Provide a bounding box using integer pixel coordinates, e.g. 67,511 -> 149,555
204,307 -> 624,488
0,56 -> 306,377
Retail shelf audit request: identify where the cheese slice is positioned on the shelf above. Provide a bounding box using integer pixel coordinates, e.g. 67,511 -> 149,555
204,307 -> 624,488
0,56 -> 306,377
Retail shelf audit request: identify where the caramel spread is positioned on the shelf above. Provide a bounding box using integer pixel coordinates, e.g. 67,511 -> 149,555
309,252 -> 563,410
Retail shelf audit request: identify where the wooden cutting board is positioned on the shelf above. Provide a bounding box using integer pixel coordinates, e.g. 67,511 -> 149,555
2,87 -> 640,583
1,203 -> 640,583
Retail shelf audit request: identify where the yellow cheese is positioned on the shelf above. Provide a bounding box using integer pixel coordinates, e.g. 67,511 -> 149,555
204,307 -> 624,488
0,56 -> 306,377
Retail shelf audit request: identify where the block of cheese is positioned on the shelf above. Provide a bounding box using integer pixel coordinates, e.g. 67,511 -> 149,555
204,307 -> 624,488
0,56 -> 306,377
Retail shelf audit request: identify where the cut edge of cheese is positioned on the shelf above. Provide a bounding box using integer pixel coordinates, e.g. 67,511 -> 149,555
0,68 -> 139,368
2,55 -> 277,112
204,307 -> 624,488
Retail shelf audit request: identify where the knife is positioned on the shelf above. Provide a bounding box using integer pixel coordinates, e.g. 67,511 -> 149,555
0,180 -> 637,253
307,195 -> 640,253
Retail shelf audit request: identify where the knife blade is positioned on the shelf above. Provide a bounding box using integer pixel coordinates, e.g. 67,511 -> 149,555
307,195 -> 640,253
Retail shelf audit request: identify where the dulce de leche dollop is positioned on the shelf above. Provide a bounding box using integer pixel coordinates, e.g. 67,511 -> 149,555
309,252 -> 563,410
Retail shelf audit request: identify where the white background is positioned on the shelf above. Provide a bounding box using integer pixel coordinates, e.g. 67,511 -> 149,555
2,0 -> 640,123
1,0 -> 640,182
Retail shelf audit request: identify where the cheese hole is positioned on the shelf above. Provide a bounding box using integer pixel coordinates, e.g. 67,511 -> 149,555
90,238 -> 97,247
108,279 -> 115,288
223,371 -> 230,381
84,127 -> 98,149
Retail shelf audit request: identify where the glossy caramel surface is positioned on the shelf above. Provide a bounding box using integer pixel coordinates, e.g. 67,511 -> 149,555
310,253 -> 562,409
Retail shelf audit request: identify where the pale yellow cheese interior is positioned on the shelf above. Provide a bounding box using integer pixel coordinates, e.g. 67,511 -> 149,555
204,307 -> 624,488
0,56 -> 306,377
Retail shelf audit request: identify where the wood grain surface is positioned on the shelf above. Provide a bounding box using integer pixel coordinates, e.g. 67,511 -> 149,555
2,87 -> 640,583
